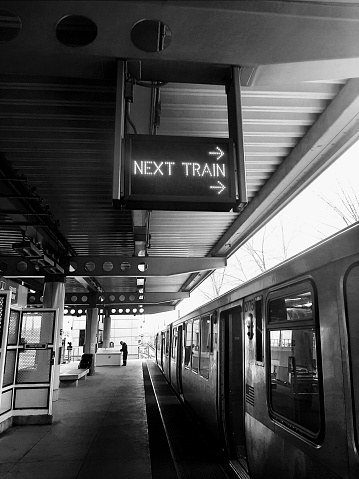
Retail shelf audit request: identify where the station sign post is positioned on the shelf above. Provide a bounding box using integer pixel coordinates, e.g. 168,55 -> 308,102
116,135 -> 238,211
112,62 -> 247,212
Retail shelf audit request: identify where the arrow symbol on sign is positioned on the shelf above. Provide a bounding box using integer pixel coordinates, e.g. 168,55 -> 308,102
210,181 -> 226,195
208,146 -> 224,160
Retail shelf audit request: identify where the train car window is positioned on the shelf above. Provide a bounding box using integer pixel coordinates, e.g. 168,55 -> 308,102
184,320 -> 192,368
255,297 -> 263,362
200,315 -> 211,379
192,319 -> 200,373
269,291 -> 313,322
267,284 -> 322,439
344,264 -> 359,450
171,327 -> 178,360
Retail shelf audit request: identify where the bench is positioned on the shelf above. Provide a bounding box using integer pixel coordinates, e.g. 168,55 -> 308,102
59,368 -> 89,388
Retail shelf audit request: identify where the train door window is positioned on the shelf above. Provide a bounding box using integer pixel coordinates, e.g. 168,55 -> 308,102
155,333 -> 160,360
200,314 -> 211,379
184,320 -> 192,368
171,327 -> 178,360
255,297 -> 263,363
165,328 -> 170,356
267,282 -> 323,440
161,331 -> 165,368
79,329 -> 85,347
344,264 -> 359,450
192,319 -> 200,373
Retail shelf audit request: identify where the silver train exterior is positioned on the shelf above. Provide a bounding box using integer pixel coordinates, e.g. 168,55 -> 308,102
155,223 -> 359,479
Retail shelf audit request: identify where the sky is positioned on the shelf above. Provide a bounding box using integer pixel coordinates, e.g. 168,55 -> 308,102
143,136 -> 359,330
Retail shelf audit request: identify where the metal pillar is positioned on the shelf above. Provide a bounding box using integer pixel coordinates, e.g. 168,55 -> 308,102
103,312 -> 112,349
43,274 -> 66,402
84,308 -> 98,374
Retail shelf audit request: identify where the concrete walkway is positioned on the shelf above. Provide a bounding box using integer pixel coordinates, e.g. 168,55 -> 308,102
0,360 -> 152,479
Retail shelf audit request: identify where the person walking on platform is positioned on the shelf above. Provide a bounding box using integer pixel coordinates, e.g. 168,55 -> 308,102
120,341 -> 128,366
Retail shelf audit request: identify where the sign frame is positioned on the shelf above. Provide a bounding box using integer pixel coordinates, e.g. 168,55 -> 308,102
119,134 -> 238,211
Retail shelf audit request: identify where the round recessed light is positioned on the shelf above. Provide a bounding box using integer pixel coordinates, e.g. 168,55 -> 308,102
131,19 -> 171,53
0,9 -> 22,43
56,15 -> 97,47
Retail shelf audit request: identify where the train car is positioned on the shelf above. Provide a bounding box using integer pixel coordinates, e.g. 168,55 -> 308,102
155,222 -> 359,479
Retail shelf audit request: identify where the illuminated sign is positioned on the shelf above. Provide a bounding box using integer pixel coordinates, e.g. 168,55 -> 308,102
121,135 -> 237,211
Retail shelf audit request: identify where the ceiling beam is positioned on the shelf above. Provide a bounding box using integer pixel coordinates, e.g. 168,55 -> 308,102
64,304 -> 175,316
28,291 -> 189,305
0,256 -> 226,278
1,1 -> 359,80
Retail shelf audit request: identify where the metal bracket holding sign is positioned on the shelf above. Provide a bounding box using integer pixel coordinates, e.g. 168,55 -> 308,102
113,61 -> 247,212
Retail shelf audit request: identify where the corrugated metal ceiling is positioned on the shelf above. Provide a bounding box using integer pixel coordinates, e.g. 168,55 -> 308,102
0,0 -> 358,315
158,81 -> 344,201
0,74 -> 348,306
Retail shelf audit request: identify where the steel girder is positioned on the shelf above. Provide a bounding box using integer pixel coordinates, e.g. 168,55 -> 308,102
0,256 -> 226,278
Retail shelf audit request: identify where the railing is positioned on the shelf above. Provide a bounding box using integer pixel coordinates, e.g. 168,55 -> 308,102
62,346 -> 83,364
270,339 -> 293,347
139,343 -> 156,359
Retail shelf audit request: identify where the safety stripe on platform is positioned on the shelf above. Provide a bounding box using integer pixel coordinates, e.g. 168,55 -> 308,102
142,361 -> 178,479
146,360 -> 231,479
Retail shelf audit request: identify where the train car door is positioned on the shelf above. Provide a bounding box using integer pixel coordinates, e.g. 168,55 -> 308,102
218,305 -> 248,474
243,295 -> 264,478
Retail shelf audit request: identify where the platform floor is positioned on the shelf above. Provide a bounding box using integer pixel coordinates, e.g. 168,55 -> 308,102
0,359 -> 231,479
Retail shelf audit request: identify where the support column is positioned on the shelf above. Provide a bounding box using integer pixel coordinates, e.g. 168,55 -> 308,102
103,309 -> 112,349
84,307 -> 98,375
43,274 -> 66,402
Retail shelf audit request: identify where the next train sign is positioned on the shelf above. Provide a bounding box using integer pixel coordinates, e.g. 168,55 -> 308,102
118,135 -> 238,211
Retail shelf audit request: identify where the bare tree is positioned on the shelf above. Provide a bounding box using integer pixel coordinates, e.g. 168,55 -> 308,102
197,212 -> 301,301
198,269 -> 226,301
319,182 -> 359,228
197,255 -> 248,302
242,228 -> 268,273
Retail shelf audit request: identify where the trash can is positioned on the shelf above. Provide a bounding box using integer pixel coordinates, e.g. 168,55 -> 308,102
78,353 -> 94,375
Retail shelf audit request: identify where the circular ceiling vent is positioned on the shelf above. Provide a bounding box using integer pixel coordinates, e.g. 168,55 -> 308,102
0,9 -> 22,43
131,19 -> 171,52
56,15 -> 97,47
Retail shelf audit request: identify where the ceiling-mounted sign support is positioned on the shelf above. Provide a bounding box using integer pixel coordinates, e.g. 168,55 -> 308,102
112,60 -> 126,202
112,62 -> 247,211
227,66 -> 248,207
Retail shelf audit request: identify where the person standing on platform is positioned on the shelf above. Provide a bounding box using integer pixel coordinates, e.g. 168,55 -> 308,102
120,341 -> 128,366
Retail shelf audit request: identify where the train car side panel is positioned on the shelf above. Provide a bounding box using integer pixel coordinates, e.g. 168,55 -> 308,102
245,267 -> 348,478
156,225 -> 359,479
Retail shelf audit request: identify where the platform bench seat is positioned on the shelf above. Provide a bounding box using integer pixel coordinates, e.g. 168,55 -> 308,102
59,368 -> 89,387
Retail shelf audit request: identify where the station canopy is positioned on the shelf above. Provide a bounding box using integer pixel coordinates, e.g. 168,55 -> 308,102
1,1 -> 359,315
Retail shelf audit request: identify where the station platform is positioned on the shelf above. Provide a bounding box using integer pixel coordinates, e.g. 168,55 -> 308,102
0,359 -> 232,479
